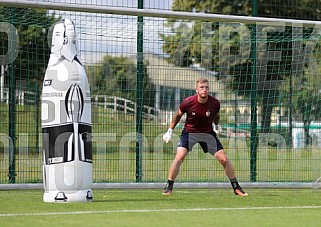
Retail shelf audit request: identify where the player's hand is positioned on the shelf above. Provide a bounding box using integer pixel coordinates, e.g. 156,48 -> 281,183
214,124 -> 222,135
163,128 -> 173,143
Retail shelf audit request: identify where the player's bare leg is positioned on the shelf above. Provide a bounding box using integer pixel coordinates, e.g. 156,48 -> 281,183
214,149 -> 235,179
163,147 -> 188,195
215,150 -> 248,196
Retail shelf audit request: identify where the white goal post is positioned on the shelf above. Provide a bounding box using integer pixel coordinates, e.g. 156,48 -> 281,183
1,0 -> 321,27
1,0 -> 321,190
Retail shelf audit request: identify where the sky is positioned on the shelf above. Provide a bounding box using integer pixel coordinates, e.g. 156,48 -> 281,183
35,0 -> 174,63
35,0 -> 172,9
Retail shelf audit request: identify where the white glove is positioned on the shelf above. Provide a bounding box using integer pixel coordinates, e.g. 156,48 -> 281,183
214,124 -> 222,135
163,128 -> 173,143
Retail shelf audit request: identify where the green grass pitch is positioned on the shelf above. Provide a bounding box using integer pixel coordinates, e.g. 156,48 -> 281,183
1,188 -> 321,226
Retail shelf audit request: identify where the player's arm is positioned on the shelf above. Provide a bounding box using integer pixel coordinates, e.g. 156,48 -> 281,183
213,112 -> 220,126
213,112 -> 222,134
163,108 -> 184,143
169,108 -> 184,130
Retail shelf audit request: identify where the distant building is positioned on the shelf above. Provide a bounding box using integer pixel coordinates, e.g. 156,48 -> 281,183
145,53 -> 251,124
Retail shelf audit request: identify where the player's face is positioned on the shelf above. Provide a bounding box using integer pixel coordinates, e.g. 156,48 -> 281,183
196,82 -> 209,98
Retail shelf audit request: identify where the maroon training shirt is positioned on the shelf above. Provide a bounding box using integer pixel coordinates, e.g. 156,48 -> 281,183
179,95 -> 220,133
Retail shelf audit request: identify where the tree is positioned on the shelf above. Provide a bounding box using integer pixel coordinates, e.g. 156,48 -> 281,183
171,0 -> 251,15
172,0 -> 321,20
281,65 -> 321,146
88,55 -> 155,107
0,7 -> 58,87
161,0 -> 321,134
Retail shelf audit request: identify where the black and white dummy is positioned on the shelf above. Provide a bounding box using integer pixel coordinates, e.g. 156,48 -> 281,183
41,19 -> 93,202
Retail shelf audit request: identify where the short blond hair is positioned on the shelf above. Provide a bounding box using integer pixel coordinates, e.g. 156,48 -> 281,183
196,78 -> 209,85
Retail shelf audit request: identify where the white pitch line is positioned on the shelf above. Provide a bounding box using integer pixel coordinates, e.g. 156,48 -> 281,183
1,206 -> 321,217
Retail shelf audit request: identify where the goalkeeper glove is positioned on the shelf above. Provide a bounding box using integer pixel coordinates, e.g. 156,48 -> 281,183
163,128 -> 173,143
214,124 -> 222,135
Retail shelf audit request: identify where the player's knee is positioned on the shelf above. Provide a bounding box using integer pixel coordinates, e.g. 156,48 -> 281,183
216,154 -> 228,166
219,157 -> 227,166
175,148 -> 188,162
174,155 -> 185,162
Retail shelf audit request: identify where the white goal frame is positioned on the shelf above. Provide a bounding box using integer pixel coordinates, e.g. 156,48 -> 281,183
0,0 -> 320,190
1,0 -> 321,27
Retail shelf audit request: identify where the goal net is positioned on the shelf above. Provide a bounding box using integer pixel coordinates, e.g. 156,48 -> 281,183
0,0 -> 321,188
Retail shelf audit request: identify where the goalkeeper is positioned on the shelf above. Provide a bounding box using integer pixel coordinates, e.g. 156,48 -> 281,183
162,78 -> 248,196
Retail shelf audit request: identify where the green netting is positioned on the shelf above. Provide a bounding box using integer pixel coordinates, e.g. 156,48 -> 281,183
0,1 -> 321,184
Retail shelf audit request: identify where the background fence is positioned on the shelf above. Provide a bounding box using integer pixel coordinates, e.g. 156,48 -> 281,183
1,0 -> 321,185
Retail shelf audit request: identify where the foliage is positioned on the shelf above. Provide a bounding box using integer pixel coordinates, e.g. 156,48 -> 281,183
88,55 -> 156,107
281,69 -> 321,145
160,23 -> 194,67
0,7 -> 58,86
172,0 -> 251,15
161,0 -> 321,133
165,0 -> 321,72
172,0 -> 321,20
257,0 -> 321,20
